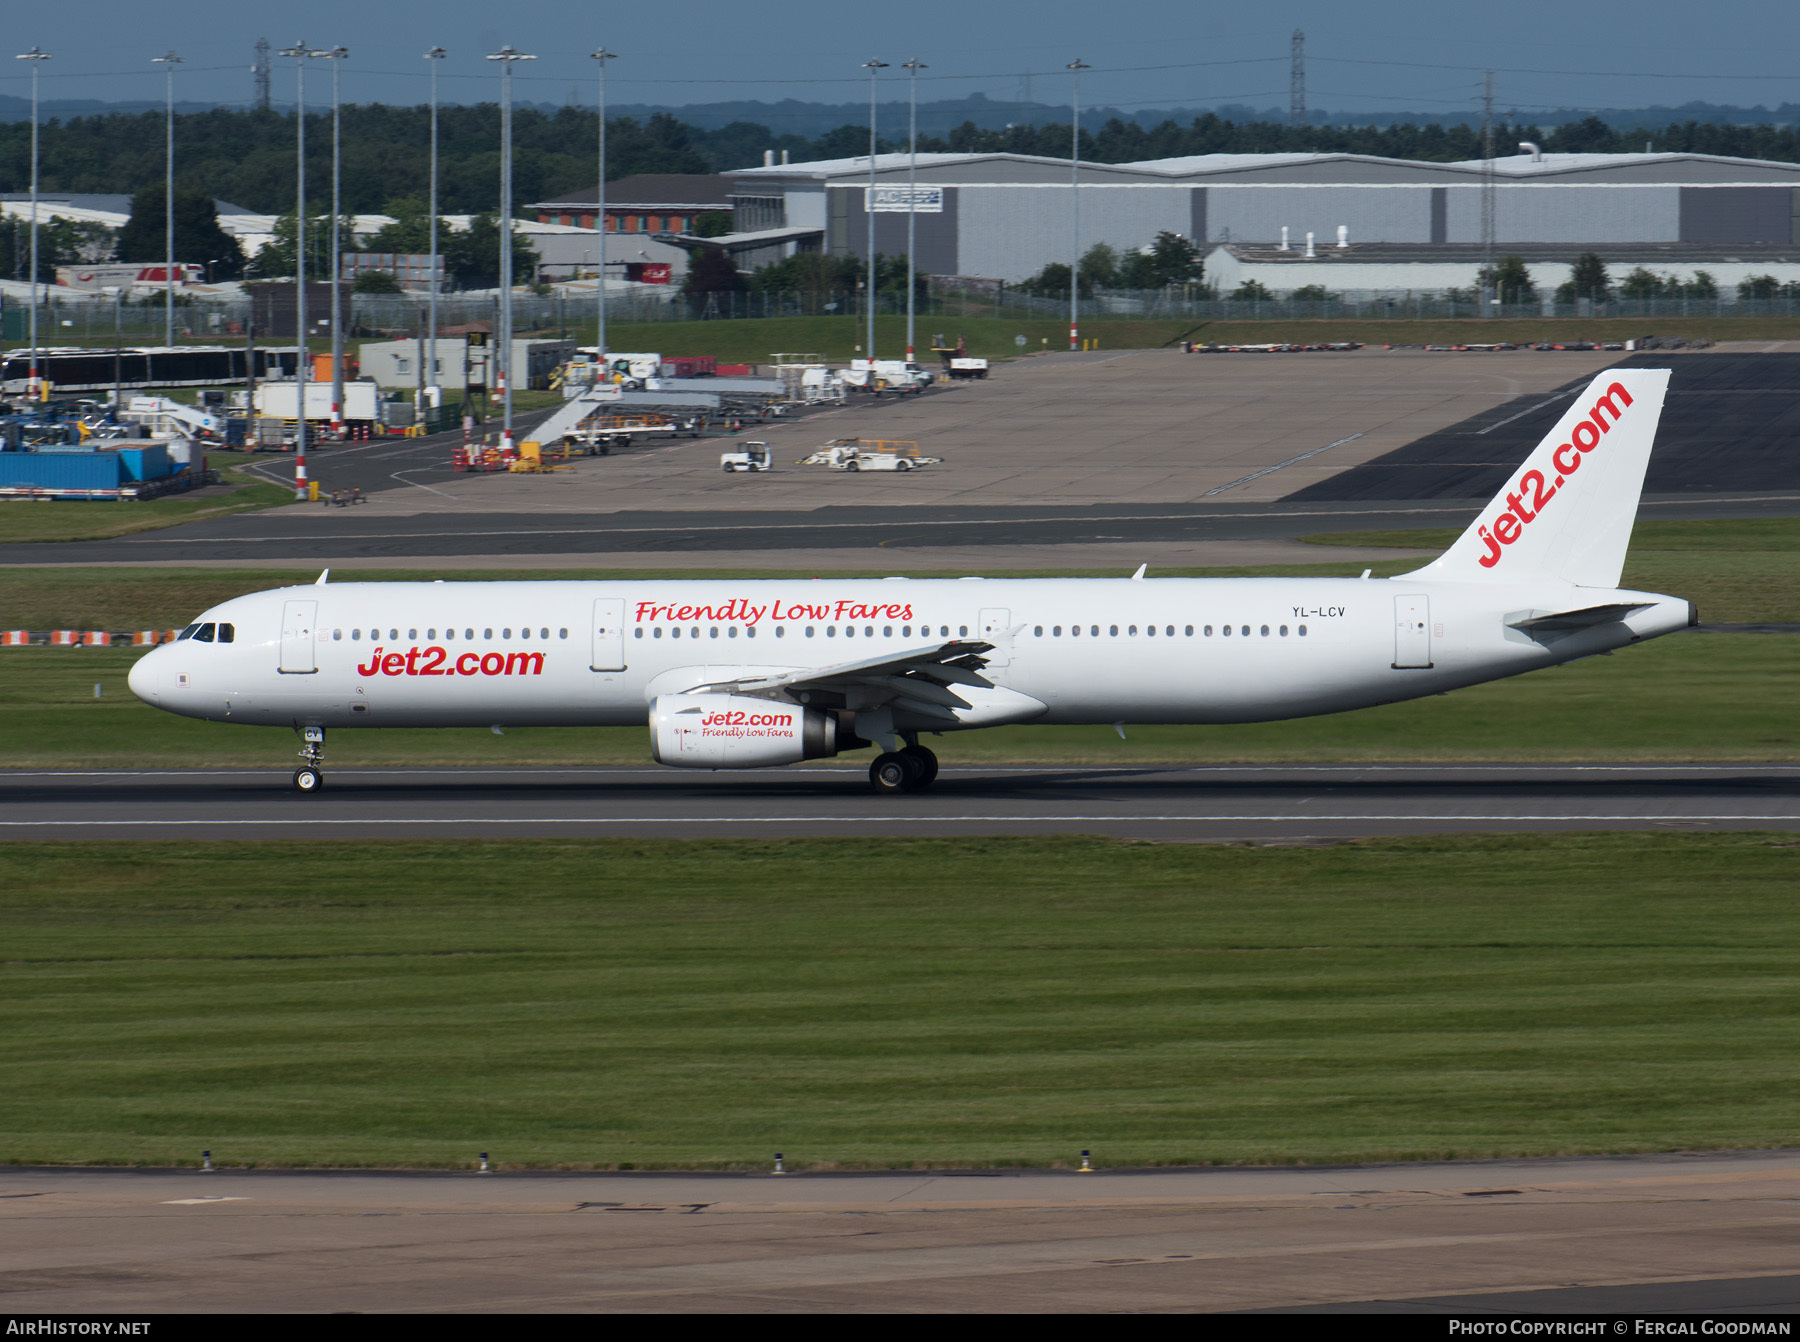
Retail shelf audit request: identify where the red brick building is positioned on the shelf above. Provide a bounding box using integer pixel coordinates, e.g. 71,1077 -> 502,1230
527,174 -> 733,235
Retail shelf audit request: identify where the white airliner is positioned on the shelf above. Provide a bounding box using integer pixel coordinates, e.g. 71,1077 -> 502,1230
129,368 -> 1692,794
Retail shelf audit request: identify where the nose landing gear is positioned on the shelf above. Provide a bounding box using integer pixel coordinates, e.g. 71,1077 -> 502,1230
293,725 -> 325,794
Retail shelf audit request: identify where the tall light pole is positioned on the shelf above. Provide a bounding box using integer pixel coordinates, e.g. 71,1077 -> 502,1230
279,41 -> 314,500
16,47 -> 49,402
861,59 -> 888,364
319,45 -> 349,438
901,59 -> 925,362
424,46 -> 445,414
487,45 -> 534,454
590,48 -> 616,371
152,51 -> 182,350
1067,60 -> 1089,353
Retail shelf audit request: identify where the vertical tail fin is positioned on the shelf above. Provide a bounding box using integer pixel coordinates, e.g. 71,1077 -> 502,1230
1408,368 -> 1670,587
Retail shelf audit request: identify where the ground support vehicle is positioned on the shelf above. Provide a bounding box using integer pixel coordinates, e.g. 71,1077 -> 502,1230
452,444 -> 510,474
797,438 -> 942,472
720,441 -> 773,473
946,358 -> 989,379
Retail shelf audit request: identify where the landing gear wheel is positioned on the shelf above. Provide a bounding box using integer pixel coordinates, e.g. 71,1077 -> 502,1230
899,745 -> 938,787
869,751 -> 923,795
293,766 -> 323,794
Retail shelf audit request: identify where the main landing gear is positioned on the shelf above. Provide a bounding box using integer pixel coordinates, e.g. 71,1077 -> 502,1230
868,743 -> 938,795
293,725 -> 325,794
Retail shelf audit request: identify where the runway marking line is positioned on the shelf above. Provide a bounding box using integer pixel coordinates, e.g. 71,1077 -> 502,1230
1,814 -> 1796,829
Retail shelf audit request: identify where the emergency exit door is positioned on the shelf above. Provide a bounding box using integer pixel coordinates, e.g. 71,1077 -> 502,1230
1392,595 -> 1432,669
590,597 -> 626,671
979,607 -> 1012,668
279,600 -> 317,674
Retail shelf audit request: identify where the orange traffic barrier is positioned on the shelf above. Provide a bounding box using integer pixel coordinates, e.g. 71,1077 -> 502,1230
81,631 -> 113,647
0,630 -> 33,645
48,630 -> 80,646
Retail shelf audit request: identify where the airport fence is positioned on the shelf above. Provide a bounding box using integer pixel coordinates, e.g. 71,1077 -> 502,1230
8,288 -> 1800,346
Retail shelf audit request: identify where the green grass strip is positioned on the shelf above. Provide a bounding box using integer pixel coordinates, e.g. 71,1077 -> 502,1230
3,833 -> 1798,1170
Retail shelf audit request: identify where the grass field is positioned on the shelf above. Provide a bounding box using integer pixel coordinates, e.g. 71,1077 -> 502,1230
4,834 -> 1796,1170
522,313 -> 1800,367
2,628 -> 1792,769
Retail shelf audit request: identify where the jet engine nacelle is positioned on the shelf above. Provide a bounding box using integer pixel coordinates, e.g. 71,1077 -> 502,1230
649,693 -> 838,768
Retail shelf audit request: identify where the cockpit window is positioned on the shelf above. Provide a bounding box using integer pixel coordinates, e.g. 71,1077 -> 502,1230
177,624 -> 200,641
192,623 -> 216,643
217,623 -> 235,644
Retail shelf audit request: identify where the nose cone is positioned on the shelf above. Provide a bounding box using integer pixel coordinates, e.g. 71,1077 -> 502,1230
127,647 -> 161,705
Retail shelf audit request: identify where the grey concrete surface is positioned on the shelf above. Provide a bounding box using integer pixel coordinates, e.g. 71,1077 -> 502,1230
270,347 -> 1633,517
4,1151 -> 1798,1312
3,764 -> 1796,842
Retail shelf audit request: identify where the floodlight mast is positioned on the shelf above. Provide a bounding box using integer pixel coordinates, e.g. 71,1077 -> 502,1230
862,59 -> 888,365
902,59 -> 926,363
590,48 -> 617,369
423,46 -> 446,416
279,41 -> 316,500
15,47 -> 49,402
152,51 -> 183,351
487,45 -> 535,454
1068,60 -> 1089,353
317,45 -> 349,437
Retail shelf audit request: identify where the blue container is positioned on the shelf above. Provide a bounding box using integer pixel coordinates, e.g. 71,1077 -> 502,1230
115,445 -> 171,481
0,452 -> 124,491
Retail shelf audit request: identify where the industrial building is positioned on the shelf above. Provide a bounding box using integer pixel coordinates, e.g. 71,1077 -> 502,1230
722,150 -> 1800,291
357,337 -> 575,391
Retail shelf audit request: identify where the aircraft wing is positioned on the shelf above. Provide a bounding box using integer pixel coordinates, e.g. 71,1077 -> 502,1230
696,640 -> 996,725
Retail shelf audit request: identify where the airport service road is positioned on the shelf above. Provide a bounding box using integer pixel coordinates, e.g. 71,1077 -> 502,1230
4,1152 -> 1799,1312
4,763 -> 1797,841
7,491 -> 1795,569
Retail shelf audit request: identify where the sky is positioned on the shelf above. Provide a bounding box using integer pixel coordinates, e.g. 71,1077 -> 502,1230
6,0 -> 1800,120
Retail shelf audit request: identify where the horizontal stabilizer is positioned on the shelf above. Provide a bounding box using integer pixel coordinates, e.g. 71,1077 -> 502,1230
1507,602 -> 1652,636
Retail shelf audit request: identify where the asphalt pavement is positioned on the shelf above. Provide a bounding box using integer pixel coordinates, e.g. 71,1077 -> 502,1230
4,762 -> 1796,841
6,1152 -> 1799,1312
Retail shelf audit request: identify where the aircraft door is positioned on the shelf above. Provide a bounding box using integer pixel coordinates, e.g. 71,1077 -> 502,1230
279,600 -> 318,674
1393,595 -> 1432,669
979,607 -> 1012,668
590,597 -> 627,671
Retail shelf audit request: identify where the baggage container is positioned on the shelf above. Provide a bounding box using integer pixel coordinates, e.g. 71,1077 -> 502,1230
0,452 -> 124,492
115,445 -> 172,481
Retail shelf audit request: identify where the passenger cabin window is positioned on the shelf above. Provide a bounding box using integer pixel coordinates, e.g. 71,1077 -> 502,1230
389,629 -> 398,641
351,629 -> 361,641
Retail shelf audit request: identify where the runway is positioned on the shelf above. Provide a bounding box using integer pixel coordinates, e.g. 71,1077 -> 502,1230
5,1152 -> 1799,1312
5,763 -> 1797,840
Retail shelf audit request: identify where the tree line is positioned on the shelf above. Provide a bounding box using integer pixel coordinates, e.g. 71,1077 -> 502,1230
9,106 -> 1800,219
